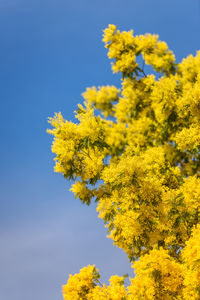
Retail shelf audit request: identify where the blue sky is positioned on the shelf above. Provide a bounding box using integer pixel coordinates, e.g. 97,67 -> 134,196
0,1 -> 200,299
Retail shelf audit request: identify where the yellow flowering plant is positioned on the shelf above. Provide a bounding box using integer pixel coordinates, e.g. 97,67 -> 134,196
48,25 -> 200,299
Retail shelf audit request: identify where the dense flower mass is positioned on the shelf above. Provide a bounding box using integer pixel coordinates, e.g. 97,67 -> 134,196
48,25 -> 200,299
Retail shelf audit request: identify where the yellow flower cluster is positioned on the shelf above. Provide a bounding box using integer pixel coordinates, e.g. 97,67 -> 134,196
62,265 -> 100,300
63,266 -> 129,300
63,251 -> 184,299
102,24 -> 137,75
135,34 -> 175,73
82,86 -> 120,117
182,225 -> 200,299
48,25 -> 200,299
129,248 -> 184,299
102,24 -> 175,76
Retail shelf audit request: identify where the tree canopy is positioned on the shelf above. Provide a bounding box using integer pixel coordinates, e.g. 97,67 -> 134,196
48,25 -> 200,299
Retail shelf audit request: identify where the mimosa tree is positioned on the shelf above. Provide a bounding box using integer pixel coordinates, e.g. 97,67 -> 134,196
48,25 -> 200,299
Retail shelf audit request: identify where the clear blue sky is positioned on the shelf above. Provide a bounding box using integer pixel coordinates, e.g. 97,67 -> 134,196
0,1 -> 200,299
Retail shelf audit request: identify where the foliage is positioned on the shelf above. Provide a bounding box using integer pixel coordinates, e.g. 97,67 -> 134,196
48,25 -> 200,299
